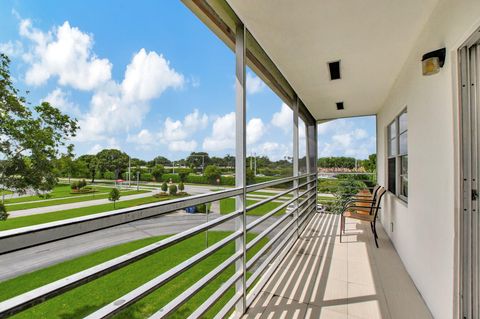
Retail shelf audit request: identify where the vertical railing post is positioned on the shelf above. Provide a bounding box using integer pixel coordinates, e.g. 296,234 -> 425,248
235,22 -> 247,315
293,95 -> 299,236
307,119 -> 317,217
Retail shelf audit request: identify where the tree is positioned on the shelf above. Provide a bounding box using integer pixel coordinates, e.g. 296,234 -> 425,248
0,53 -> 78,202
361,154 -> 377,172
186,152 -> 210,170
78,154 -> 99,183
96,149 -> 129,179
151,156 -> 172,167
161,182 -> 168,193
108,188 -> 121,208
151,165 -> 164,182
204,165 -> 221,184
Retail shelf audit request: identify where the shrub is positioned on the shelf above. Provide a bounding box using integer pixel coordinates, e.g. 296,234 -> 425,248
186,174 -> 208,184
0,203 -> 8,221
161,182 -> 168,193
204,165 -> 221,184
176,168 -> 192,182
162,173 -> 181,183
78,179 -> 87,188
196,203 -> 211,214
70,181 -> 79,190
178,182 -> 185,192
140,173 -> 153,182
220,176 -> 235,186
169,184 -> 178,196
246,169 -> 255,185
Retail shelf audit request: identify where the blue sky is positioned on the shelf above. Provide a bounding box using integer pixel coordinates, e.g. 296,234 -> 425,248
0,0 -> 376,161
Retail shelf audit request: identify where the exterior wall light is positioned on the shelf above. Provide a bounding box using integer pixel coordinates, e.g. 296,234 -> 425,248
421,48 -> 446,76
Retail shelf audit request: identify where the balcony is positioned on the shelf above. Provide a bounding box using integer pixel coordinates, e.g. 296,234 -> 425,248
244,213 -> 432,319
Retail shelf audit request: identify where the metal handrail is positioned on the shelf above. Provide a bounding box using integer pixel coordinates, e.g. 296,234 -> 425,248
0,173 -> 319,319
0,210 -> 242,317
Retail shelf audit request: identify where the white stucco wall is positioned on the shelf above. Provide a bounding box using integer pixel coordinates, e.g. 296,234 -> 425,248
376,1 -> 480,318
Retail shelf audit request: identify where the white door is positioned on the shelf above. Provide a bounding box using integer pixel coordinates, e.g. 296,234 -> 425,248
461,37 -> 480,319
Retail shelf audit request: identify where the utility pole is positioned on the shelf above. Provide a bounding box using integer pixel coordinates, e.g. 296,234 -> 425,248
136,171 -> 139,191
128,157 -> 131,188
254,152 -> 257,176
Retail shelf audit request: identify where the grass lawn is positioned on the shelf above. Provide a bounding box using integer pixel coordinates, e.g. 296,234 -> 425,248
0,231 -> 267,319
5,189 -> 149,212
3,184 -> 93,204
0,195 -> 179,231
219,198 -> 286,216
250,191 -> 293,198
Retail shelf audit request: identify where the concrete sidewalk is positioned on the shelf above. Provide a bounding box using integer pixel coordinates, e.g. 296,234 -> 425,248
9,191 -> 157,218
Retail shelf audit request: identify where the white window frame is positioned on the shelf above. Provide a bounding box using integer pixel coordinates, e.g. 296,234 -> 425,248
387,107 -> 408,202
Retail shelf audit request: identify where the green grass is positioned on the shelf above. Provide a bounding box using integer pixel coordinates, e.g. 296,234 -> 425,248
5,189 -> 149,212
3,184 -> 94,204
220,198 -> 286,216
0,231 -> 267,319
0,195 -> 178,231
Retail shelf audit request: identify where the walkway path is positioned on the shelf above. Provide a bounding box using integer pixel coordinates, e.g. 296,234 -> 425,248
9,191 -> 157,218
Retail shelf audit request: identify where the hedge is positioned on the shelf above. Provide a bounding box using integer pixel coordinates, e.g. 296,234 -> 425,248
162,173 -> 181,183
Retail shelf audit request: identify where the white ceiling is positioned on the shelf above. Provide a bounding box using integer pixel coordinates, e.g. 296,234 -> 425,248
227,0 -> 439,120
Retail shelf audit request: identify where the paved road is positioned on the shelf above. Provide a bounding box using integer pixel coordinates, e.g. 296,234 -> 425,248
0,208 -> 284,281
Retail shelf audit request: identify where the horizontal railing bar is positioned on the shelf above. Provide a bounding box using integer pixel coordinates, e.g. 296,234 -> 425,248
187,270 -> 242,319
246,192 -> 316,252
245,175 -> 295,192
149,251 -> 243,318
246,186 -> 295,212
246,223 -> 298,289
246,196 -> 296,231
85,231 -> 243,319
0,210 -> 242,318
246,209 -> 292,251
0,187 -> 246,255
246,217 -> 297,270
213,291 -> 243,319
246,208 -> 319,304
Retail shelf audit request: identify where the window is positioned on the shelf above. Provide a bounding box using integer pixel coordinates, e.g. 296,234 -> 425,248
387,109 -> 408,201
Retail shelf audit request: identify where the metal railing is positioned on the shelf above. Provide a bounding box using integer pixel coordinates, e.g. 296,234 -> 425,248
0,172 -> 318,319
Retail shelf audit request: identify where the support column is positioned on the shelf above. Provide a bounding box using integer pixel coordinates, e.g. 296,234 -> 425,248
307,119 -> 317,216
293,95 -> 299,236
235,23 -> 247,314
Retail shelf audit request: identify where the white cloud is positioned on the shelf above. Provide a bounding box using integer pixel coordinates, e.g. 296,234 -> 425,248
271,103 -> 292,133
126,110 -> 206,152
246,72 -> 266,95
252,142 -> 291,161
42,88 -> 80,116
0,40 -> 23,57
354,128 -> 368,139
87,144 -> 103,155
126,129 -> 156,146
121,48 -> 184,102
75,49 -> 185,142
20,20 -> 112,90
332,133 -> 352,147
169,140 -> 197,152
203,112 -> 235,151
247,118 -> 265,145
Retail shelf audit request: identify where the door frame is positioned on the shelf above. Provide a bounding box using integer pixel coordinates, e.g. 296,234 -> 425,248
458,27 -> 480,319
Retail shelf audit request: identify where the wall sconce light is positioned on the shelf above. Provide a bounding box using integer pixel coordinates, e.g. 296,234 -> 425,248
422,48 -> 446,76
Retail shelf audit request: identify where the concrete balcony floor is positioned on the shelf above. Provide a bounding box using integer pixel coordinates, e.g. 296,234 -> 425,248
244,213 -> 433,319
